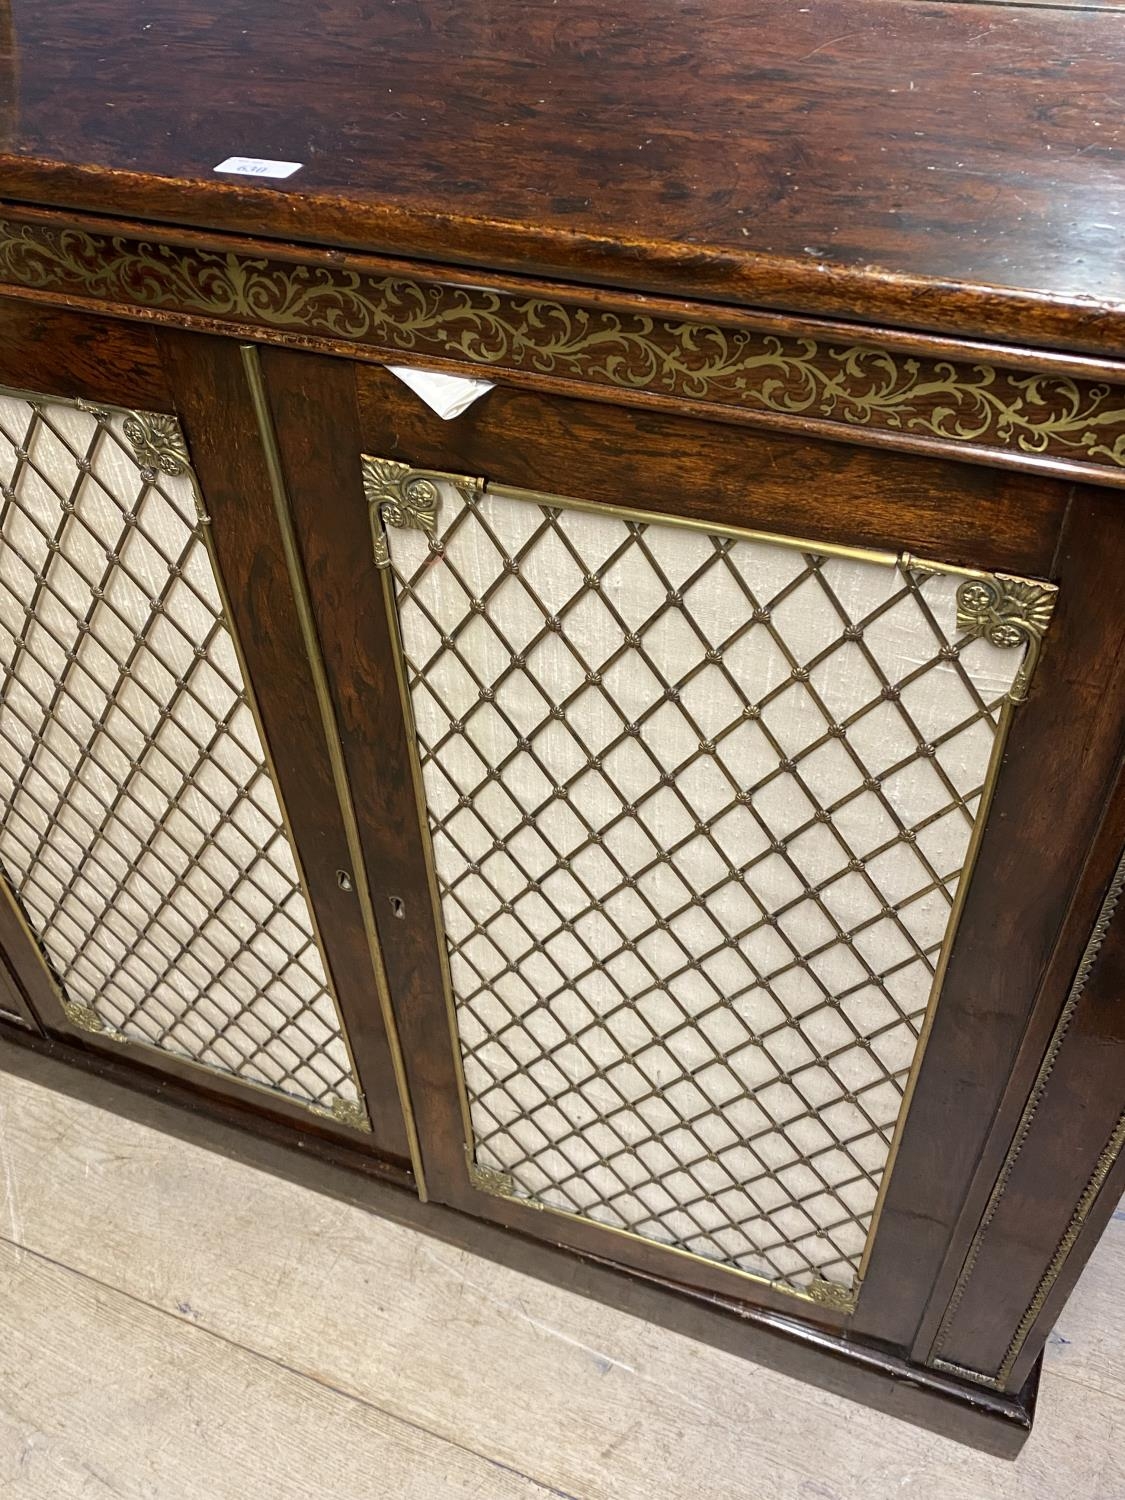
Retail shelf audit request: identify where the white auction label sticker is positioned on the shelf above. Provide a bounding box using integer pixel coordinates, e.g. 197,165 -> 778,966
213,156 -> 303,180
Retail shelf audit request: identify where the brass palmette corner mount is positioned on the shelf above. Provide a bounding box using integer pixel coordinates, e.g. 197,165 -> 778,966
903,555 -> 1058,704
955,574 -> 1058,703
122,410 -> 191,477
467,1153 -> 547,1209
467,1158 -> 520,1198
361,455 -> 482,568
61,998 -> 125,1043
804,1275 -> 859,1313
62,999 -> 105,1033
362,456 -> 441,569
311,1094 -> 372,1132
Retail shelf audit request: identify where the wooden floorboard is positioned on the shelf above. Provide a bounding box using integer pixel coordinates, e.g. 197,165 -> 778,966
0,1065 -> 1121,1500
0,1239 -> 560,1500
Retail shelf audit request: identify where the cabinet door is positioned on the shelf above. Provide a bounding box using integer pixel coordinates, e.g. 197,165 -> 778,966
267,350 -> 1124,1358
0,306 -> 416,1171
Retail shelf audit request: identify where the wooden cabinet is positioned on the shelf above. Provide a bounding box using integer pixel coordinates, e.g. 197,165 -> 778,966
1,0 -> 1124,1455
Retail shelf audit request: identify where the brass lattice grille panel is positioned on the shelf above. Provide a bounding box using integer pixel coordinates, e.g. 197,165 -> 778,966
369,457 -> 1055,1303
0,389 -> 366,1122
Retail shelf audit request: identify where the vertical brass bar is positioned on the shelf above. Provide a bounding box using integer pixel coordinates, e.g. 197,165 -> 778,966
855,697 -> 1018,1286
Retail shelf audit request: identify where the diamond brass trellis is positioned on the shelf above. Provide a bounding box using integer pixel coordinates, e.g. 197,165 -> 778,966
0,388 -> 367,1125
368,456 -> 1057,1307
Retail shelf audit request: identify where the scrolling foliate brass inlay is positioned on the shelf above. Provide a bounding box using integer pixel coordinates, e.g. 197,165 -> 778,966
2,217 -> 1125,480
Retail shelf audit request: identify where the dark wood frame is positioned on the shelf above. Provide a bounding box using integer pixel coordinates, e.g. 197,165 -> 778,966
0,940 -> 39,1029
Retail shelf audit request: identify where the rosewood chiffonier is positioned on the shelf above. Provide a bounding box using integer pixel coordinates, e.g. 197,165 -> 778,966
0,0 -> 1122,1455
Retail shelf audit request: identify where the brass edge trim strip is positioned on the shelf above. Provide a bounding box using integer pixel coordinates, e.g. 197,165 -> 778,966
371,457 -> 1054,1310
993,1110 -> 1125,1385
487,481 -> 900,568
373,525 -> 477,1152
239,346 -> 428,1194
467,1155 -> 857,1313
928,841 -> 1125,1378
855,697 -> 1017,1286
930,1356 -> 1002,1390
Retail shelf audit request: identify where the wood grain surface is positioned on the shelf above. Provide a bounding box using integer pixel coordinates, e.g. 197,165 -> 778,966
0,0 -> 1122,352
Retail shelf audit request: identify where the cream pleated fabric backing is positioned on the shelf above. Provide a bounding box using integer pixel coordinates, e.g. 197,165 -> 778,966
386,477 -> 1022,1293
0,391 -> 362,1115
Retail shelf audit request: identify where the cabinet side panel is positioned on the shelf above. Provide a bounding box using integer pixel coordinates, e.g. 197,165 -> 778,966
927,774 -> 1125,1389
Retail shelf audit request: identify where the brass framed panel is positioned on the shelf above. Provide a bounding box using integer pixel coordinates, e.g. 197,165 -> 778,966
365,454 -> 1057,1311
0,381 -> 378,1134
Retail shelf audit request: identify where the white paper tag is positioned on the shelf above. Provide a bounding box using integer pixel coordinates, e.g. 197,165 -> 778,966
214,156 -> 303,180
387,366 -> 495,420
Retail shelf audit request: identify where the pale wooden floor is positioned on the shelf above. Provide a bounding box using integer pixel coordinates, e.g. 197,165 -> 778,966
0,1064 -> 1122,1500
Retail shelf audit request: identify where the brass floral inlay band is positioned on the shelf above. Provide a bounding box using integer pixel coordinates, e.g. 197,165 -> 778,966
2,216 -> 1124,478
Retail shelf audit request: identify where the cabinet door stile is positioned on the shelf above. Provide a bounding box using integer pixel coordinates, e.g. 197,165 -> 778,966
257,346 -> 471,1201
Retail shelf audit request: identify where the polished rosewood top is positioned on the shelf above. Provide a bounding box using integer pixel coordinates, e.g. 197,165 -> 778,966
0,0 -> 1121,353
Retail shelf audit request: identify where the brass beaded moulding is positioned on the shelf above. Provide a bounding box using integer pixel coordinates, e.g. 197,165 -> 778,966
365,456 -> 1059,1314
1,215 -> 1124,483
